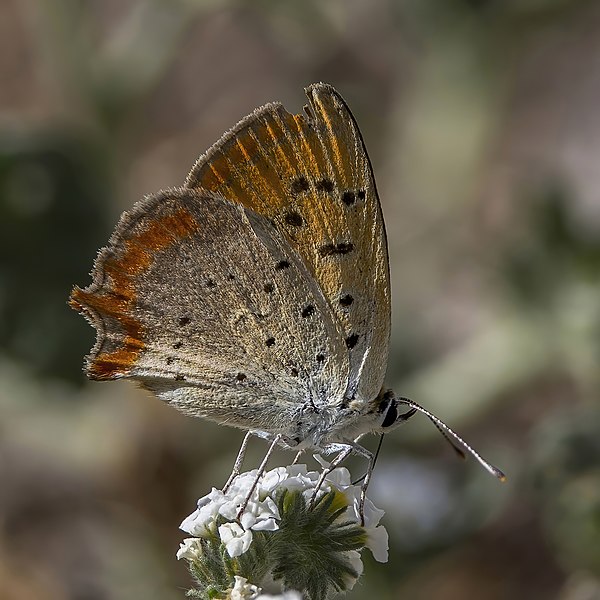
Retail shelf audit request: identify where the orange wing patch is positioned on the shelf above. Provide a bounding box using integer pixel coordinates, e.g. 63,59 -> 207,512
70,206 -> 200,380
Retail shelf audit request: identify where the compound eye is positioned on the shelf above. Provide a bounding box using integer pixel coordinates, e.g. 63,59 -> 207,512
381,401 -> 398,428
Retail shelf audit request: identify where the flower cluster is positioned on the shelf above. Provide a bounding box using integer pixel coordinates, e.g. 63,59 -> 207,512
179,464 -> 388,562
177,464 -> 389,599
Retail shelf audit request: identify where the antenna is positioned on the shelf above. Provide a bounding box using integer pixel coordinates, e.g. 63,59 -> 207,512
352,434 -> 385,486
396,397 -> 506,481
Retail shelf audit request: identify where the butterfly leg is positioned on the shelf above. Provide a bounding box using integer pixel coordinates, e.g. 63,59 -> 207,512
351,443 -> 375,526
333,440 -> 374,526
311,440 -> 374,525
223,430 -> 253,492
308,443 -> 354,509
236,433 -> 282,520
291,449 -> 304,465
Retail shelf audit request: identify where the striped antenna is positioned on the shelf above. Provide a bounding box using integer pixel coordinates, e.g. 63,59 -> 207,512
396,397 -> 506,481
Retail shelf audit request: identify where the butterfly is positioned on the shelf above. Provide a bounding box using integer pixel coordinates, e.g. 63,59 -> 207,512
70,83 -> 504,514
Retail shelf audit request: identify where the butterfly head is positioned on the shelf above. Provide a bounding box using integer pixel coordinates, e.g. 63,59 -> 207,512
372,389 -> 417,433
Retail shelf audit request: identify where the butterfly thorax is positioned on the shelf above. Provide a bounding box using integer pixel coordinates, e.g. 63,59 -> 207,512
262,392 -> 390,451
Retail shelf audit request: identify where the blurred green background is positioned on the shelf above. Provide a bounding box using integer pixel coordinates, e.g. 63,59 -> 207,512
1,1 -> 599,598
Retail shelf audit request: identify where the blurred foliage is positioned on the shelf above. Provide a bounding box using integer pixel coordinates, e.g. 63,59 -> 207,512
0,129 -> 111,380
0,0 -> 599,599
533,406 -> 600,575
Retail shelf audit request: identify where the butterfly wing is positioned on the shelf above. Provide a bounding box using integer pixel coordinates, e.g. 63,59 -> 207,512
185,83 -> 390,406
70,189 -> 349,435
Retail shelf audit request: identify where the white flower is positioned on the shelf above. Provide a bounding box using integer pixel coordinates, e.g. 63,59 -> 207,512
219,495 -> 280,532
259,466 -> 295,492
342,484 -> 389,563
178,463 -> 389,562
176,538 -> 202,561
260,465 -> 320,496
365,525 -> 389,563
322,464 -> 353,488
180,487 -> 225,537
256,591 -> 302,600
244,496 -> 280,531
343,550 -> 364,590
229,575 -> 261,600
219,522 -> 253,557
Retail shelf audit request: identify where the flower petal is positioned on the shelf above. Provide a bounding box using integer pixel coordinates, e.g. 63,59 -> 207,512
231,575 -> 261,600
176,538 -> 202,561
251,517 -> 278,532
219,522 -> 253,557
365,525 -> 389,563
343,550 -> 364,590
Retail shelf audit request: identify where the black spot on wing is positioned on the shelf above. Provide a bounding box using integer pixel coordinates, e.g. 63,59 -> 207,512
341,189 -> 366,205
345,334 -> 359,349
316,178 -> 334,193
341,191 -> 355,206
291,177 -> 310,194
319,242 -> 354,257
284,211 -> 305,227
178,317 -> 191,326
339,294 -> 354,307
301,305 -> 315,318
265,337 -> 276,347
275,260 -> 290,270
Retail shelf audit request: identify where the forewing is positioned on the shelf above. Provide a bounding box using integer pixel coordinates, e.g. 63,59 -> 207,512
70,189 -> 348,433
185,83 -> 390,405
